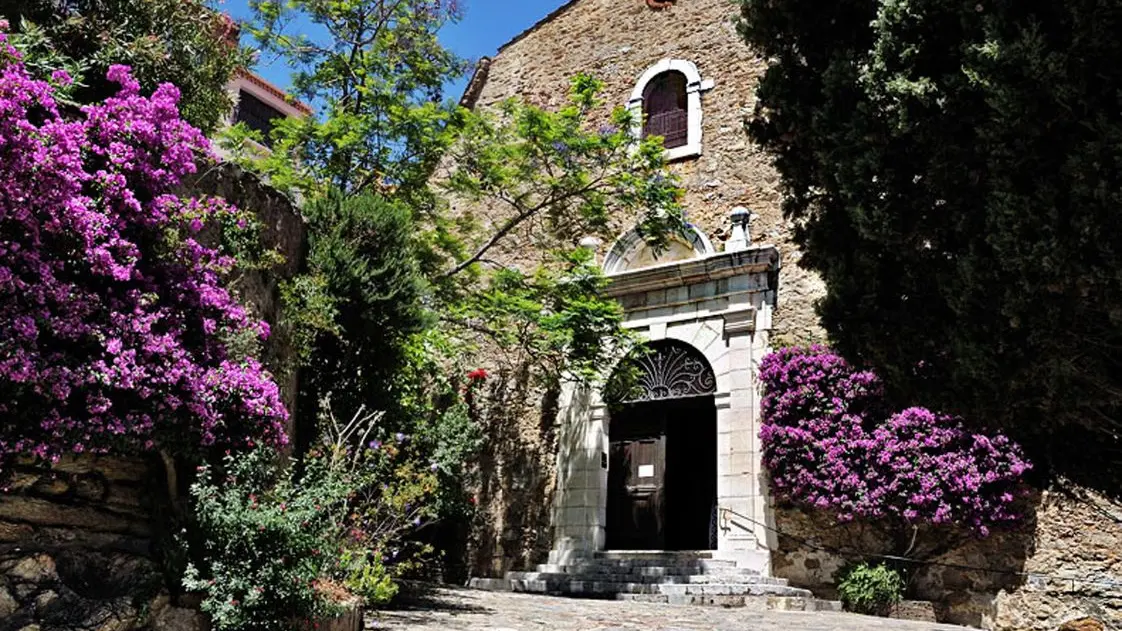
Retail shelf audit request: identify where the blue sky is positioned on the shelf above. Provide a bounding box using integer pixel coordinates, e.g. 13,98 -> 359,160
222,0 -> 567,103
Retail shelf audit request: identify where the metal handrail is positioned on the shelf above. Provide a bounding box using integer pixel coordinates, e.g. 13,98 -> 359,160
717,506 -> 761,547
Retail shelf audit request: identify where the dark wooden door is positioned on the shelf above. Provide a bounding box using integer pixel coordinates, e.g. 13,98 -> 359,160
607,413 -> 666,549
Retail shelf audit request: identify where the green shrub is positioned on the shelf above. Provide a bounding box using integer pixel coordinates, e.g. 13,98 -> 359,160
182,449 -> 351,630
182,405 -> 457,628
339,549 -> 398,605
2,0 -> 246,132
836,562 -> 904,616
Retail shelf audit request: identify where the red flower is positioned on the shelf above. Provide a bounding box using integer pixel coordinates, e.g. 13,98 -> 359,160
467,368 -> 488,381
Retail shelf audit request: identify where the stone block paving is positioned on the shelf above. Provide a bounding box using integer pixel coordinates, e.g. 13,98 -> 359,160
365,587 -> 972,631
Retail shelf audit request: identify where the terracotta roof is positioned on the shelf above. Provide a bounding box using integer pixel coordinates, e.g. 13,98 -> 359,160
497,0 -> 583,54
460,0 -> 677,107
456,0 -> 583,108
236,68 -> 314,116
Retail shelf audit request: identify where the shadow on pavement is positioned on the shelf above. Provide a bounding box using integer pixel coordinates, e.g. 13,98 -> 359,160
380,582 -> 492,614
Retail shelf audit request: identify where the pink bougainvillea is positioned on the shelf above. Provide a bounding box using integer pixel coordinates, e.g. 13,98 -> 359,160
0,36 -> 287,465
759,346 -> 1030,537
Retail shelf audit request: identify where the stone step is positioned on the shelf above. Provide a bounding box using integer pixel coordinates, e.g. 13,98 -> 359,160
470,577 -> 811,599
585,557 -> 735,569
601,558 -> 734,566
470,549 -> 818,613
506,571 -> 787,587
593,550 -> 715,561
653,583 -> 809,597
469,578 -> 513,591
533,563 -> 757,576
616,593 -> 843,612
686,573 -> 787,585
544,559 -> 738,569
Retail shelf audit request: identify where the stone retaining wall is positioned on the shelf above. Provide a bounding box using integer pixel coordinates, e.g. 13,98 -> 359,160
0,162 -> 306,630
770,484 -> 1122,630
179,161 -> 309,430
0,456 -> 168,629
465,361 -> 560,578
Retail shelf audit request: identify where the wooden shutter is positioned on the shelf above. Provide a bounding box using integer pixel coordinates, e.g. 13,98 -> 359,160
642,72 -> 689,149
234,90 -> 285,147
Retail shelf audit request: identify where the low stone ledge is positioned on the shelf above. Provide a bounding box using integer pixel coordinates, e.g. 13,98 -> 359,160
0,549 -> 162,630
15,455 -> 151,483
0,496 -> 151,536
771,486 -> 1122,630
891,600 -> 939,622
320,603 -> 363,631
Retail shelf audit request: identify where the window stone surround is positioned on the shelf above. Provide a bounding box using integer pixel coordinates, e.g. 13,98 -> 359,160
628,59 -> 715,161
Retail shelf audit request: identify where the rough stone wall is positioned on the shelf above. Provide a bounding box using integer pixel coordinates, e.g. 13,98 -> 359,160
770,485 -> 1122,630
0,165 -> 306,629
456,0 -> 826,578
463,0 -> 825,345
180,161 -> 309,429
0,456 -> 168,630
466,363 -> 560,577
988,487 -> 1122,631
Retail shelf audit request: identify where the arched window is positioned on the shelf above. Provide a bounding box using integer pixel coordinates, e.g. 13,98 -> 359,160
628,60 -> 712,161
642,71 -> 688,149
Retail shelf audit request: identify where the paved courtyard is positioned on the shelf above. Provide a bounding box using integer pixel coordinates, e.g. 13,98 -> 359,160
365,587 -> 972,631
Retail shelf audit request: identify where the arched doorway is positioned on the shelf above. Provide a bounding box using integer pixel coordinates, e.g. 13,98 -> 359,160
605,340 -> 718,551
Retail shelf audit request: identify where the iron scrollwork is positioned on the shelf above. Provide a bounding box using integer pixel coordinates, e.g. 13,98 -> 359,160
618,341 -> 716,403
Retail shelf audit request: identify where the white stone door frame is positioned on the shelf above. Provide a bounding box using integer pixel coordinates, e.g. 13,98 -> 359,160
549,245 -> 780,574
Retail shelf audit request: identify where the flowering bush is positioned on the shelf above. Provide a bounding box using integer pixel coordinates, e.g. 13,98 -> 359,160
0,37 -> 288,466
760,346 -> 1031,537
184,407 -> 446,629
183,449 -> 350,630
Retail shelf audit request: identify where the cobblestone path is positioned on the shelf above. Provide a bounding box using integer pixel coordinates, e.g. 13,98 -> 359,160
365,587 -> 972,631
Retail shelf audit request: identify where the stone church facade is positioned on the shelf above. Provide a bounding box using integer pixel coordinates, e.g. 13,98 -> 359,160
458,0 -> 828,577
457,5 -> 1122,629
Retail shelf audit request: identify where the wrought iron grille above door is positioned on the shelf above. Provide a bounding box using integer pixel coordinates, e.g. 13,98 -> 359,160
609,340 -> 716,404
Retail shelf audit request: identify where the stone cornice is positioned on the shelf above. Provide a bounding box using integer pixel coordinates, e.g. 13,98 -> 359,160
602,245 -> 780,298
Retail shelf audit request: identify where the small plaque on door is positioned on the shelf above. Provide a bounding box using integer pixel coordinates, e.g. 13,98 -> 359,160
638,464 -> 655,478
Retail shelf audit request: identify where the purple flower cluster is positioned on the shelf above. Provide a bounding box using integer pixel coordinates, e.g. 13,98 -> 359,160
759,346 -> 1030,536
0,39 -> 288,464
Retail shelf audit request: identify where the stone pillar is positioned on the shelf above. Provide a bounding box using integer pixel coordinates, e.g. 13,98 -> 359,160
710,264 -> 773,573
713,319 -> 769,573
549,384 -> 605,564
750,301 -> 777,554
